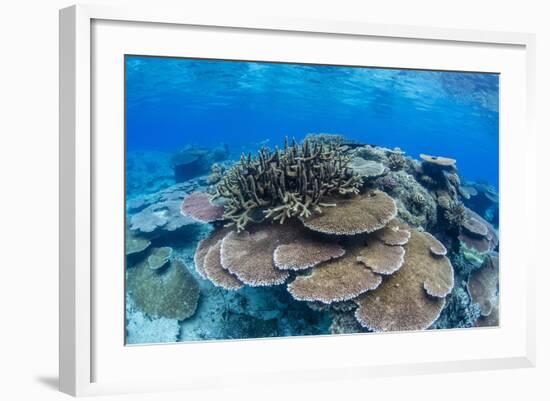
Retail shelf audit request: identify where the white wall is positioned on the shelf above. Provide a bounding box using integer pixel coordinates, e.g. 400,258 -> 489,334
0,0 -> 547,400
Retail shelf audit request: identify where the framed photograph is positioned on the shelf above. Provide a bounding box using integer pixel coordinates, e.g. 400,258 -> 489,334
59,4 -> 536,396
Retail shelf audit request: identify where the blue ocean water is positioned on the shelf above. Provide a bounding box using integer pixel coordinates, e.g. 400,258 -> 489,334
126,55 -> 499,188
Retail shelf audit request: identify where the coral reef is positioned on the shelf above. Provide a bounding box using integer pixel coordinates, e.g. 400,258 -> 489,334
220,222 -> 300,286
378,171 -> 437,229
420,153 -> 457,169
126,230 -> 151,255
354,229 -> 453,331
203,240 -> 244,290
181,192 -> 225,223
127,259 -> 200,320
467,253 -> 499,318
348,157 -> 385,179
432,286 -> 481,329
125,133 -> 500,342
213,138 -> 362,230
274,238 -> 345,271
373,219 -> 411,246
300,190 -> 397,235
287,249 -> 383,304
147,247 -> 172,270
458,208 -> 498,265
356,238 -> 405,275
194,226 -> 231,279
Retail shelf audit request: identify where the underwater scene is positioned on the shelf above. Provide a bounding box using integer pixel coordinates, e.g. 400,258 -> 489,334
125,55 -> 500,345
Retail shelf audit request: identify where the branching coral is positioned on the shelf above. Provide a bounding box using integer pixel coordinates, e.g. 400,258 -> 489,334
213,138 -> 362,230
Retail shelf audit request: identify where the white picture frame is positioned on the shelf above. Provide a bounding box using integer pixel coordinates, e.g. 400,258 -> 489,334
59,4 -> 536,397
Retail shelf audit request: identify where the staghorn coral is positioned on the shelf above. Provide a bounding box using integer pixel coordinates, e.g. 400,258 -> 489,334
274,238 -> 345,271
468,253 -> 499,317
287,248 -> 383,304
300,190 -> 397,235
354,228 -> 454,331
181,192 -> 225,223
214,138 -> 362,230
127,259 -> 200,320
220,221 -> 304,286
147,247 -> 172,270
203,240 -> 244,290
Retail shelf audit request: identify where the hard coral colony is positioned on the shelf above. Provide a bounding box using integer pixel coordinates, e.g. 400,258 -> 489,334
126,134 -> 499,342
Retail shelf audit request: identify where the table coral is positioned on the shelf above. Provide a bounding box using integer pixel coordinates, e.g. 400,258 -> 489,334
220,222 -> 302,286
127,259 -> 200,320
300,190 -> 397,235
273,238 -> 345,271
147,247 -> 173,270
125,230 -> 151,255
203,240 -> 244,290
356,238 -> 405,275
287,249 -> 383,304
468,253 -> 499,317
181,191 -> 225,223
354,228 -> 454,331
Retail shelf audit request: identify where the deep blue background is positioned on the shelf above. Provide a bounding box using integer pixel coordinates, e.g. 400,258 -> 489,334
126,56 -> 499,188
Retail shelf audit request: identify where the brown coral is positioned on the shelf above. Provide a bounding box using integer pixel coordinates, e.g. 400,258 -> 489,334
274,238 -> 345,271
420,153 -> 457,169
194,227 -> 233,279
127,259 -> 200,320
423,232 -> 447,256
125,230 -> 151,255
147,247 -> 172,270
354,229 -> 454,331
459,208 -> 498,255
356,238 -> 405,275
348,157 -> 385,178
220,222 -> 302,286
203,240 -> 244,290
181,192 -> 225,223
300,190 -> 397,235
468,253 -> 499,317
287,249 -> 382,304
373,219 -> 411,246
